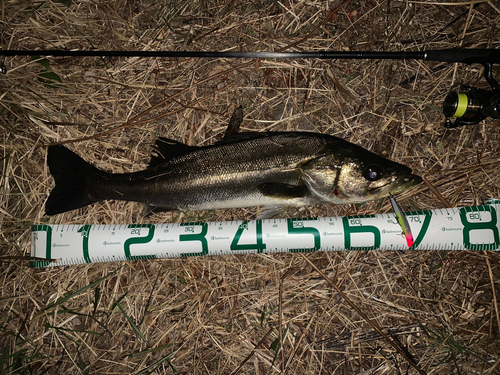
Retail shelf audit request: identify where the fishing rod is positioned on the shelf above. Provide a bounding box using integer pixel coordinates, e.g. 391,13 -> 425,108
2,48 -> 499,127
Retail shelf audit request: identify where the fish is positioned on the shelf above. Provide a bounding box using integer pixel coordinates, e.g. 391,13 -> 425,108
45,132 -> 422,216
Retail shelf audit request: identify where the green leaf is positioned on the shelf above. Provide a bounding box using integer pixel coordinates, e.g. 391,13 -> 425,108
270,337 -> 280,351
93,286 -> 100,317
177,273 -> 187,284
31,55 -> 51,71
111,291 -> 129,310
39,71 -> 63,83
38,71 -> 66,88
137,352 -> 178,375
38,267 -> 121,316
0,345 -> 9,373
52,0 -> 71,7
116,303 -> 149,345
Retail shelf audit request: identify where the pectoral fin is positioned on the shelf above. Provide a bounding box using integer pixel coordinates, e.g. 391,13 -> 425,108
257,183 -> 307,199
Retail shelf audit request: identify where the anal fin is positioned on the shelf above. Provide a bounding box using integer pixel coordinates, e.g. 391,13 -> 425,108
256,206 -> 288,220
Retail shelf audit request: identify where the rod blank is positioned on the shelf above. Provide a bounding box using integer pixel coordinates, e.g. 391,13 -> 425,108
1,49 -> 426,60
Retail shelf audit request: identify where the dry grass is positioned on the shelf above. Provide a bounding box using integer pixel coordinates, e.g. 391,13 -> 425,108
1,0 -> 500,373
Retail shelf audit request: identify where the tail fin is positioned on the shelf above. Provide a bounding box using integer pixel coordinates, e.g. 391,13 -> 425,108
45,145 -> 102,215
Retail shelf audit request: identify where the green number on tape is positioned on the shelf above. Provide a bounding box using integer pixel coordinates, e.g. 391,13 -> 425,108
179,223 -> 208,257
460,206 -> 500,250
287,219 -> 321,252
230,220 -> 266,252
342,216 -> 380,250
407,210 -> 432,249
124,224 -> 156,260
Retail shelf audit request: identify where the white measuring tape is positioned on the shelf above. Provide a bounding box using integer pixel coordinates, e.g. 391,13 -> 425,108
31,199 -> 500,267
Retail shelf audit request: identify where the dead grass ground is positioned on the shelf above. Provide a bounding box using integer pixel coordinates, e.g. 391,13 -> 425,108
1,0 -> 500,374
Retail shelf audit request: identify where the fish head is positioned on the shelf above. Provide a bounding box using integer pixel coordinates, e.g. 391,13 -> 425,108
301,146 -> 422,204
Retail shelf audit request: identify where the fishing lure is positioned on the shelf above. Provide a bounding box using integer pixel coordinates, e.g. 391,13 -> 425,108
389,194 -> 414,247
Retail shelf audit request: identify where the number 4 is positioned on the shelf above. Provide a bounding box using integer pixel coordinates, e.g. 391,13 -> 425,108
230,221 -> 266,252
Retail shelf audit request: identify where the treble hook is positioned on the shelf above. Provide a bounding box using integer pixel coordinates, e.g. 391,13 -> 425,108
0,56 -> 6,74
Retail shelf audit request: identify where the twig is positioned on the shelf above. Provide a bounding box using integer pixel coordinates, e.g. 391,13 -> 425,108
451,119 -> 498,206
300,254 -> 426,375
229,328 -> 274,375
422,176 -> 452,208
484,251 -> 500,336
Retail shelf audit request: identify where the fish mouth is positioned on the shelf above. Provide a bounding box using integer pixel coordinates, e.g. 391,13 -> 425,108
389,174 -> 423,194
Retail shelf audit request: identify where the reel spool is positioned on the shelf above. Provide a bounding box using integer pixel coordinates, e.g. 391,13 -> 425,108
443,88 -> 500,128
443,62 -> 500,128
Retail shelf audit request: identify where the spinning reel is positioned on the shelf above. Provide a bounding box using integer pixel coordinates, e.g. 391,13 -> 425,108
443,63 -> 500,128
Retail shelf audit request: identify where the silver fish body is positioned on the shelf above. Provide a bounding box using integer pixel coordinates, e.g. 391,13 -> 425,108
45,132 -> 422,215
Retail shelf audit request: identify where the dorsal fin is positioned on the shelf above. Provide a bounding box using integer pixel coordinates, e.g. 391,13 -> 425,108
149,137 -> 198,167
222,105 -> 244,139
150,132 -> 274,167
214,132 -> 274,145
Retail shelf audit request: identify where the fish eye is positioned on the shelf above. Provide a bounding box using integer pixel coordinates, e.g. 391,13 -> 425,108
363,165 -> 383,181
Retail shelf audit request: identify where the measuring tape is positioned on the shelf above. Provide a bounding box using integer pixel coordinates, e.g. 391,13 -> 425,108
31,199 -> 500,267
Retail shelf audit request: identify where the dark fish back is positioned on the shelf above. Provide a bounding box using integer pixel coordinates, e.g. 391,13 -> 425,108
118,132 -> 332,209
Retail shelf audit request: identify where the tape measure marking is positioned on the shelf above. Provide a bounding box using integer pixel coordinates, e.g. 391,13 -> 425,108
31,201 -> 500,267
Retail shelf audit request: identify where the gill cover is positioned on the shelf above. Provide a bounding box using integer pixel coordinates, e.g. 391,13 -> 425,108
300,150 -> 420,204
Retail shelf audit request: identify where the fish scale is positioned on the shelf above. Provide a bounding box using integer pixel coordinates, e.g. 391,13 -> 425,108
45,132 -> 422,216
